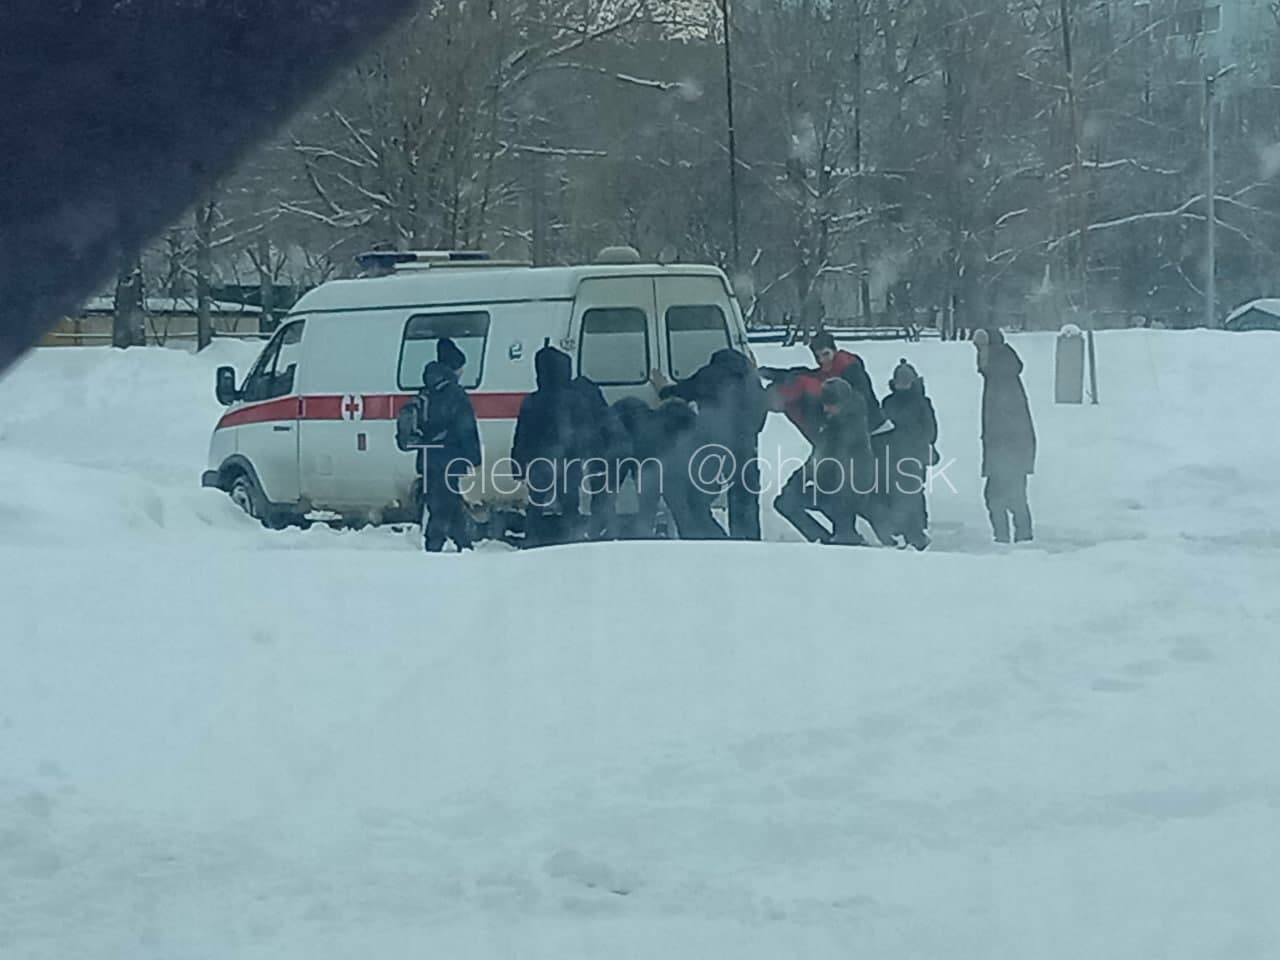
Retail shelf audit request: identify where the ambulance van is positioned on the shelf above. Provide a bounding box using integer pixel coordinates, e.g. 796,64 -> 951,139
201,248 -> 754,528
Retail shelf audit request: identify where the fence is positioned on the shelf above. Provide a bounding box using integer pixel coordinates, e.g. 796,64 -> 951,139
40,312 -> 265,347
747,324 -> 943,345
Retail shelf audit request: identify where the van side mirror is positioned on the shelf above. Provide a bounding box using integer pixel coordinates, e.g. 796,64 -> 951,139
215,366 -> 239,406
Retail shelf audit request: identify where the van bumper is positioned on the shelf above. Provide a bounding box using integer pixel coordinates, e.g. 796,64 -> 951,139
201,469 -> 221,489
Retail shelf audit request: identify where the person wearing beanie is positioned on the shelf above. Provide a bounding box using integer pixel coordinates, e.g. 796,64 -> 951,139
881,358 -> 939,550
436,336 -> 467,375
974,330 -> 1036,543
773,376 -> 894,546
415,359 -> 480,552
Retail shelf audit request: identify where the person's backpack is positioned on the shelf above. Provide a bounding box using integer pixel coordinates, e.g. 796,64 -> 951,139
395,394 -> 425,452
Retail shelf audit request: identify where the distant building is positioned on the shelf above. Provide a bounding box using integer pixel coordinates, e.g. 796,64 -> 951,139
1224,298 -> 1280,331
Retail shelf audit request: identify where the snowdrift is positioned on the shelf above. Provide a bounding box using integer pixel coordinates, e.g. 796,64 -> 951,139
2,331 -> 1280,958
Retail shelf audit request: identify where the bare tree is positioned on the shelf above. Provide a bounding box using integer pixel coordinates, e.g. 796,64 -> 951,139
112,246 -> 145,349
195,195 -> 216,351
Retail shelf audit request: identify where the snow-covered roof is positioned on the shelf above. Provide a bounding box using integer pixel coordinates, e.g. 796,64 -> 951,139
1224,298 -> 1280,324
292,262 -> 730,315
79,296 -> 263,315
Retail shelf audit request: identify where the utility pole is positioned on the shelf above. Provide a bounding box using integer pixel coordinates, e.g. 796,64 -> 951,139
195,194 -> 215,351
1205,64 -> 1235,330
531,140 -> 548,266
719,0 -> 741,275
1058,0 -> 1099,403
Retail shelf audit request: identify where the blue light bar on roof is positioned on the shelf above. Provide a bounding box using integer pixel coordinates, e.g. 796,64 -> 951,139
355,250 -> 493,274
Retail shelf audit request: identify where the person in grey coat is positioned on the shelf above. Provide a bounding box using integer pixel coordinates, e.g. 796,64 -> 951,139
973,328 -> 1036,543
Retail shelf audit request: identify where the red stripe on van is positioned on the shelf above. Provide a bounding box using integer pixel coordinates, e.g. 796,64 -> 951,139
214,396 -> 301,429
299,395 -> 343,419
470,392 -> 525,419
214,392 -> 526,430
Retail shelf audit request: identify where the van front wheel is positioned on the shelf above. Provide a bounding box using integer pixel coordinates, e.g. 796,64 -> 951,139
229,473 -> 266,521
227,472 -> 292,530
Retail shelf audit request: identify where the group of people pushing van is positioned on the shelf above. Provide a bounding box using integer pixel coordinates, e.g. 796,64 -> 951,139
402,329 -> 1036,552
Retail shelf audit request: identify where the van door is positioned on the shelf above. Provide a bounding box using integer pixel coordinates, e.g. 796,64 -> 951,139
655,275 -> 739,382
233,319 -> 304,504
570,277 -> 658,405
297,310 -> 492,514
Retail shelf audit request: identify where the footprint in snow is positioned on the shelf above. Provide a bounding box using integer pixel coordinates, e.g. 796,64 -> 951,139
1120,659 -> 1166,679
1090,676 -> 1144,693
544,849 -> 635,896
1169,640 -> 1214,663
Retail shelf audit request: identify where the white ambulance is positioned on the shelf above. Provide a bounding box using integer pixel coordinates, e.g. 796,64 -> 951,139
201,248 -> 754,528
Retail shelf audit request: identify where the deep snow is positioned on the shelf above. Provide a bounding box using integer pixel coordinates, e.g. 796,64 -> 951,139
2,332 -> 1279,958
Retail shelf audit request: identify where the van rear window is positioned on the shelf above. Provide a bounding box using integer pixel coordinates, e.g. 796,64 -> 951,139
398,311 -> 490,389
666,305 -> 730,380
579,307 -> 649,385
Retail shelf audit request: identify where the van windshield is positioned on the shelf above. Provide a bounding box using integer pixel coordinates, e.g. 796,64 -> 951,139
398,311 -> 490,389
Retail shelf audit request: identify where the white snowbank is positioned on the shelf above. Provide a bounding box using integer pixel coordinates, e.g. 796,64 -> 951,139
2,331 -> 1280,958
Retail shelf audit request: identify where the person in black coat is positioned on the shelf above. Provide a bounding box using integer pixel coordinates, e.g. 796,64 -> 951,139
418,359 -> 481,552
651,348 -> 768,539
880,359 -> 938,551
774,378 -> 893,545
973,328 -> 1036,543
569,373 -> 629,541
609,397 -> 661,538
511,345 -> 596,547
607,395 -> 723,540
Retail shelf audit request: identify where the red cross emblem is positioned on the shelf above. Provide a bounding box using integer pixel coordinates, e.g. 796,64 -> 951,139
341,394 -> 364,421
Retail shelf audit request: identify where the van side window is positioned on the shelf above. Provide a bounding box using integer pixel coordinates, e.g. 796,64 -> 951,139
579,307 -> 649,385
398,311 -> 490,389
240,320 -> 305,403
666,305 -> 730,380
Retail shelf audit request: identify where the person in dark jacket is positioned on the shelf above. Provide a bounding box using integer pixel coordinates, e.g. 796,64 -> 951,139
973,328 -> 1036,543
609,397 -> 662,538
654,396 -> 725,540
510,345 -> 596,547
650,348 -> 768,539
570,373 -> 629,541
418,359 -> 481,552
607,396 -> 723,539
881,358 -> 938,551
774,378 -> 893,545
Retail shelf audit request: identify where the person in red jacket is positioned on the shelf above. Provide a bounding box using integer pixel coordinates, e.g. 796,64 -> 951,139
761,332 -> 894,544
761,331 -> 885,438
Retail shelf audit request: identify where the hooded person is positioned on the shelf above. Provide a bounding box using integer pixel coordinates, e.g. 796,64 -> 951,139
773,377 -> 893,546
417,359 -> 481,552
880,358 -> 938,550
973,328 -> 1036,543
569,369 -> 629,541
510,344 -> 596,547
651,348 -> 768,539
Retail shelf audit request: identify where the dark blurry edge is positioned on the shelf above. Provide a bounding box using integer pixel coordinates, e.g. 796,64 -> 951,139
0,0 -> 418,375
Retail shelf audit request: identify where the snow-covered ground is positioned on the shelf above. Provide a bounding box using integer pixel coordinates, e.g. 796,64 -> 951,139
2,331 -> 1279,958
